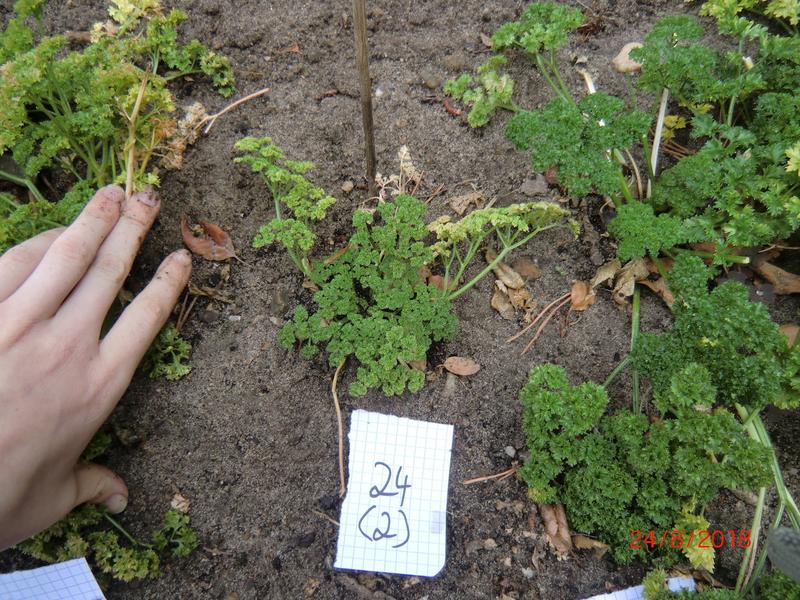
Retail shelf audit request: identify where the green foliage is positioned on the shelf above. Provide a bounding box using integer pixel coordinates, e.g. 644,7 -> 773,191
443,56 -> 517,128
280,196 -> 457,397
519,363 -> 770,565
150,509 -> 198,558
506,93 -> 651,197
490,2 -> 583,55
0,0 -> 234,251
757,570 -> 800,599
632,255 -> 788,412
608,201 -> 704,261
234,137 -> 336,278
142,322 -> 192,381
17,505 -> 197,584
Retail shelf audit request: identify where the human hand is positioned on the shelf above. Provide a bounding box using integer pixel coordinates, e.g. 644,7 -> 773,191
0,185 -> 191,550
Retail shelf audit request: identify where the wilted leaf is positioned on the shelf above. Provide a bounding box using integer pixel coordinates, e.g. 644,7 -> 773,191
572,534 -> 609,559
491,285 -> 516,320
170,492 -> 191,513
409,359 -> 427,371
639,277 -> 674,307
754,262 -> 800,294
591,259 -> 621,288
303,578 -> 321,597
570,280 -> 596,311
480,32 -> 493,48
429,275 -> 446,292
443,356 -> 481,376
780,324 -> 799,347
512,258 -> 541,281
449,191 -> 484,216
613,259 -> 649,305
539,503 -> 572,558
486,248 -> 524,289
508,287 -> 535,312
181,215 -> 237,261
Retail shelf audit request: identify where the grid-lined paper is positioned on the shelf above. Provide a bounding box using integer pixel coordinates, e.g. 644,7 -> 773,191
583,576 -> 695,600
0,558 -> 105,600
334,410 -> 454,577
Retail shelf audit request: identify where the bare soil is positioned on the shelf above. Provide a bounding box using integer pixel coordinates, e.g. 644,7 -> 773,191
2,0 -> 799,598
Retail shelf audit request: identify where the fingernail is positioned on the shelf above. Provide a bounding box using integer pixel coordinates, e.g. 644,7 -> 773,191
135,189 -> 160,207
102,184 -> 125,203
175,249 -> 192,264
104,494 -> 128,514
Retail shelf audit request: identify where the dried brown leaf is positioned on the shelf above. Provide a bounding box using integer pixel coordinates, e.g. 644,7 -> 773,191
539,503 -> 572,558
590,259 -> 621,288
409,359 -> 427,371
491,286 -> 516,320
170,492 -> 191,513
512,258 -> 541,281
443,356 -> 481,376
754,262 -> 800,294
480,33 -> 493,48
486,248 -> 524,289
508,287 -> 535,311
639,277 -> 674,307
572,534 -> 609,559
429,275 -> 446,292
181,215 -> 237,261
449,191 -> 484,216
570,280 -> 596,311
612,259 -> 648,305
780,324 -> 799,347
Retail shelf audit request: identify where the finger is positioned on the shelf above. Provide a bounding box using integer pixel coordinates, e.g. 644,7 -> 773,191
0,227 -> 65,302
98,249 -> 191,390
6,185 -> 124,329
71,462 -> 128,514
59,189 -> 161,335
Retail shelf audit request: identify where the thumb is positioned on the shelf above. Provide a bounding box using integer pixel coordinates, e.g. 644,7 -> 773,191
72,462 -> 129,514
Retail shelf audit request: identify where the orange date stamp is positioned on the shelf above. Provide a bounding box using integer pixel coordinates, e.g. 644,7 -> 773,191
629,529 -> 751,550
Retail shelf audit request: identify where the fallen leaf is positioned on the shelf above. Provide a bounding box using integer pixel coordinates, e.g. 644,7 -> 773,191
508,287 -> 535,312
181,215 -> 237,261
188,284 -> 233,303
639,277 -> 674,307
491,285 -> 516,320
486,248 -> 524,289
572,534 -> 609,559
613,259 -> 649,305
512,258 -> 541,281
612,42 -> 643,73
570,280 -> 596,311
429,275 -> 446,292
754,261 -> 800,294
409,359 -> 427,371
590,259 -> 621,288
480,32 -> 493,48
170,492 -> 191,513
280,42 -> 301,54
443,356 -> 481,376
302,279 -> 320,292
303,578 -> 321,597
539,503 -> 572,558
544,167 -> 559,186
449,191 -> 484,215
780,324 -> 799,346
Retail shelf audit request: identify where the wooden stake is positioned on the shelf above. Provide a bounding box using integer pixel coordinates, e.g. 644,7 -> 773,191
352,0 -> 377,197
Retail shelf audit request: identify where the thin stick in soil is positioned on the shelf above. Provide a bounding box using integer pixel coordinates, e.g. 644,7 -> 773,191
425,183 -> 446,204
521,295 -> 571,354
463,464 -> 519,485
352,0 -> 377,198
312,509 -> 340,527
506,292 -> 570,344
332,359 -> 347,498
200,87 -> 271,134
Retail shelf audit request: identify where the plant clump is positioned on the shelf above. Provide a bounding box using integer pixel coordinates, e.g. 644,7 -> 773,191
0,0 -> 235,252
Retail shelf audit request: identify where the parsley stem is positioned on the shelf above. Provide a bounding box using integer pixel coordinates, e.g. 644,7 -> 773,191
735,485 -> 766,593
548,51 -> 573,104
104,513 -> 150,548
616,169 -> 634,205
535,54 -> 568,104
0,169 -> 46,203
603,355 -> 630,389
631,285 -> 641,413
447,224 -> 563,301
